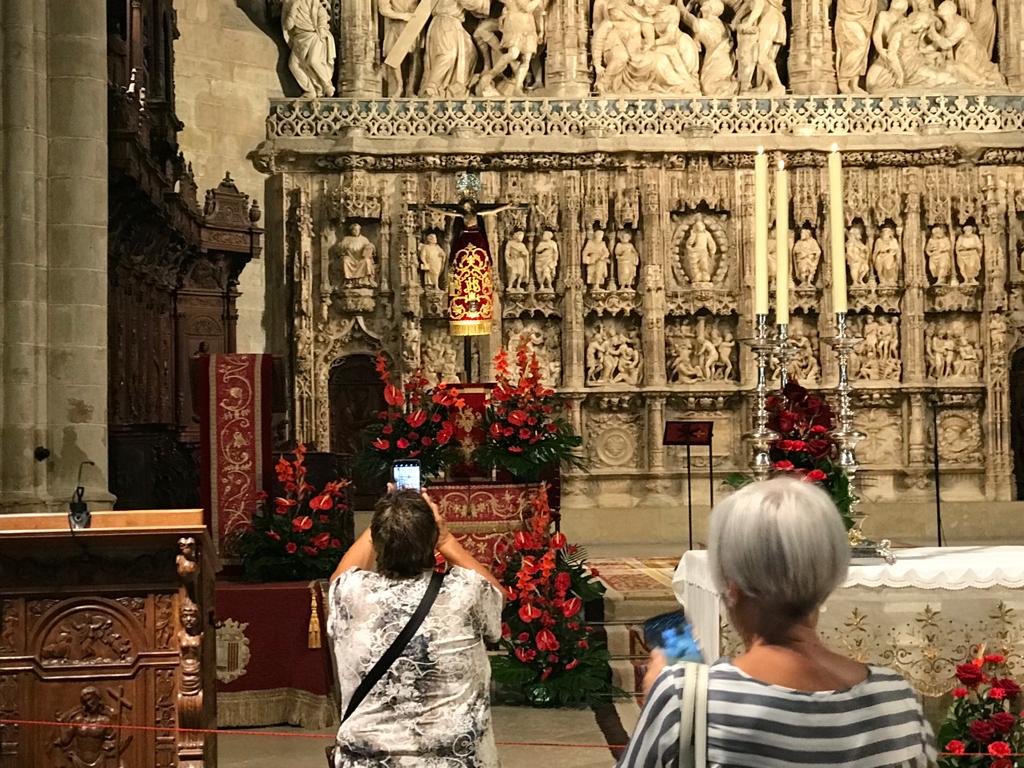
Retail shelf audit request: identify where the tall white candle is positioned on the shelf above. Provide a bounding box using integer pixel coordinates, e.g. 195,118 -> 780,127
775,157 -> 789,326
828,145 -> 848,314
754,148 -> 769,316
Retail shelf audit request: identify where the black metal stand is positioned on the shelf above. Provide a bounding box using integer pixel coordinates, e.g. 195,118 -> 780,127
932,399 -> 944,547
463,337 -> 472,382
663,421 -> 715,552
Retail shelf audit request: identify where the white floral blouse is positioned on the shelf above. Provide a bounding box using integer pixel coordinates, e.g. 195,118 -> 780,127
327,566 -> 504,767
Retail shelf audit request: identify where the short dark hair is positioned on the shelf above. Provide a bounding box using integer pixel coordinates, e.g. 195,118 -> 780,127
371,490 -> 439,579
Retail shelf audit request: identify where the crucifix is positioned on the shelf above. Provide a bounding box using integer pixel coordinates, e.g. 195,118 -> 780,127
426,172 -> 513,381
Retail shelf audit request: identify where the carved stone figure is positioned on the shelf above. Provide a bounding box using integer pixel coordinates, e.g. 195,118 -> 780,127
835,0 -> 877,94
282,0 -> 337,99
927,322 -> 983,379
534,230 -> 559,291
506,320 -> 560,385
423,330 -> 461,383
504,230 -> 531,291
419,233 -> 446,290
336,223 -> 377,287
679,0 -> 737,96
959,0 -> 996,59
866,0 -> 910,91
733,0 -> 787,95
792,228 -> 821,287
847,223 -> 871,286
667,317 -> 737,383
791,327 -> 821,384
478,0 -> 543,96
931,1 -> 1005,87
615,230 -> 640,288
684,218 -> 717,284
867,7 -> 961,91
926,224 -> 955,285
856,316 -> 901,380
872,225 -> 902,286
955,224 -> 983,284
380,0 -> 423,96
586,322 -> 642,385
420,0 -> 492,98
582,229 -> 611,289
48,687 -> 127,768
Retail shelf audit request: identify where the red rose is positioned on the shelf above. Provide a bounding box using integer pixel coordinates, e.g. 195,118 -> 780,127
518,603 -> 542,623
944,740 -> 966,756
956,663 -> 986,687
514,647 -> 536,663
371,438 -> 390,450
951,687 -> 969,699
989,688 -> 1006,701
991,761 -> 1013,768
968,719 -> 997,742
806,439 -> 831,458
773,460 -> 795,471
777,411 -> 797,433
990,711 -> 1017,734
550,532 -> 567,549
565,659 -> 580,671
536,628 -> 560,652
292,516 -> 313,532
285,542 -> 298,554
805,469 -> 828,483
995,678 -> 1021,698
562,597 -> 583,618
810,424 -> 828,434
508,410 -> 528,426
988,742 -> 1012,758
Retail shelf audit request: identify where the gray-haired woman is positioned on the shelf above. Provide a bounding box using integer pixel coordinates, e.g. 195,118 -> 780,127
619,477 -> 935,768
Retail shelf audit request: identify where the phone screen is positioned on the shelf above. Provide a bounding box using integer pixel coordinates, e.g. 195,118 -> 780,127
392,461 -> 421,492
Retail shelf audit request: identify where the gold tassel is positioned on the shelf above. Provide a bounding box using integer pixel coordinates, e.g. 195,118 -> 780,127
308,583 -> 322,650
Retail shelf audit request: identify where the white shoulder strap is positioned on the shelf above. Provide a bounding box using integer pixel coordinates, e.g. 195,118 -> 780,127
677,662 -> 709,768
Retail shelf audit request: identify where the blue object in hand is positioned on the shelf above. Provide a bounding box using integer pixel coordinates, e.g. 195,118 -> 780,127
643,611 -> 703,664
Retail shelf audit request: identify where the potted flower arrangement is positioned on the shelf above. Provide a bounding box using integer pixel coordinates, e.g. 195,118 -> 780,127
939,649 -> 1023,767
472,343 -> 584,483
729,380 -> 854,530
357,354 -> 465,481
237,444 -> 351,581
490,486 -> 611,707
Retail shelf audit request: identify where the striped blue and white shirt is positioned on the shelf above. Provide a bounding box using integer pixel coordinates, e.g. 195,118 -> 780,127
618,661 -> 936,768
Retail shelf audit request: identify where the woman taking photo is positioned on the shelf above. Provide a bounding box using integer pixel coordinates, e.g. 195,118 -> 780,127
328,488 -> 505,767
620,477 -> 935,768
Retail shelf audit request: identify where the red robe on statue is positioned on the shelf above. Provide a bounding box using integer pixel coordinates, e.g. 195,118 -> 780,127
447,224 -> 493,337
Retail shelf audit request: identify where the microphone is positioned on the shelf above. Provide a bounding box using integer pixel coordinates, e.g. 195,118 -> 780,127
69,461 -> 96,531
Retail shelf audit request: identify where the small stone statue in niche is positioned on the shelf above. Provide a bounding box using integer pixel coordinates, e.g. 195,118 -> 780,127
684,218 -> 717,284
872,224 -> 901,286
846,223 -> 871,286
926,224 -> 955,286
792,228 -> 821,287
504,230 -> 531,292
281,0 -> 337,98
955,223 -> 983,285
534,230 -> 559,292
582,229 -> 611,290
614,230 -> 640,289
335,223 -> 377,288
419,232 -> 446,290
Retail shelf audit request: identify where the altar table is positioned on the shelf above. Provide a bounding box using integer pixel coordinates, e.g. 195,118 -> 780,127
674,547 -> 1024,714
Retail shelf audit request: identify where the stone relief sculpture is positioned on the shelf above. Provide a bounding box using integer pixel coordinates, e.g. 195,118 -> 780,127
380,0 -> 423,96
871,224 -> 901,286
770,316 -> 819,384
847,223 -> 871,286
835,0 -> 877,94
422,329 -> 461,384
955,223 -> 983,284
534,230 -> 559,292
854,315 -> 902,381
792,228 -> 821,287
582,229 -> 611,290
732,0 -> 787,95
419,232 -> 446,290
667,316 -> 736,383
504,230 -> 531,291
931,1 -> 1004,88
926,320 -> 983,379
614,230 -> 640,289
506,319 -> 561,385
679,0 -> 737,95
586,321 -> 643,386
962,0 -> 997,59
335,223 -> 377,287
420,0 -> 491,98
683,218 -> 718,285
477,0 -> 544,96
926,224 -> 955,285
282,0 -> 337,98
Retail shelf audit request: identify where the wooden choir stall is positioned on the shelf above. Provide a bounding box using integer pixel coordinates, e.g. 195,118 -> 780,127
0,510 -> 216,767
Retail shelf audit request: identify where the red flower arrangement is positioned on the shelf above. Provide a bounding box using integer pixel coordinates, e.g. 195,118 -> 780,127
237,444 -> 351,581
473,343 -> 583,482
357,354 -> 465,480
939,649 -> 1023,767
489,486 -> 610,707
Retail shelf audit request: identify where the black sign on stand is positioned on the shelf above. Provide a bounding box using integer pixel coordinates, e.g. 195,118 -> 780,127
663,421 -> 715,551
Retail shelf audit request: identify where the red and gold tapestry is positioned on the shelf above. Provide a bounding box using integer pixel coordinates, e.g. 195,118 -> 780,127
447,226 -> 493,336
199,353 -> 273,559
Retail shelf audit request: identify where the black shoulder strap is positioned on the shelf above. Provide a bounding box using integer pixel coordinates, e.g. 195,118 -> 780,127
342,569 -> 445,723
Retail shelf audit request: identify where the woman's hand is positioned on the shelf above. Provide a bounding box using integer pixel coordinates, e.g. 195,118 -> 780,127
421,490 -> 453,549
642,648 -> 668,697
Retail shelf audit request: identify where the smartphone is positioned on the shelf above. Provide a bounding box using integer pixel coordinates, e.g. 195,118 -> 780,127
392,460 -> 422,492
643,611 -> 703,663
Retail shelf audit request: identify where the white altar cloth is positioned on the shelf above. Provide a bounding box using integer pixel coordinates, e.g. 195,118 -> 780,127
674,546 -> 1024,702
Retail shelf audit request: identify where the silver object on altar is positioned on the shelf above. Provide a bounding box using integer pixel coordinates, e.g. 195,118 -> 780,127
743,314 -> 778,481
827,312 -> 895,564
773,323 -> 797,390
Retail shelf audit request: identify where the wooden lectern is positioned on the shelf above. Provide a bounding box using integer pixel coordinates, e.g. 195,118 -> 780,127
0,509 -> 216,768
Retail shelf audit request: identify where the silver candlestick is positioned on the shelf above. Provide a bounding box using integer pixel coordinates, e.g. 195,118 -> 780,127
743,314 -> 778,481
827,312 -> 895,563
773,323 -> 797,390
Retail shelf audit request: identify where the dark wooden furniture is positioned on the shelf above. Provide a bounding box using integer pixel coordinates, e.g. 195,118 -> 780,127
0,510 -> 216,768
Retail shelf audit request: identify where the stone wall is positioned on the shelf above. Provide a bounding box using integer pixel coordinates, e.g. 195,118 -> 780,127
174,0 -> 285,353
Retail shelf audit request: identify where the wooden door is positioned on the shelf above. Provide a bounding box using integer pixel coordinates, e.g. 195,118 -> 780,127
329,356 -> 386,510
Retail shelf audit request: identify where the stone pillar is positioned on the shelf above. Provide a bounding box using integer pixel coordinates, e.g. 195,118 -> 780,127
996,0 -> 1024,88
0,0 -> 110,511
640,172 -> 667,387
338,0 -> 381,98
903,185 -> 928,467
544,0 -> 590,97
562,172 -> 586,389
788,0 -> 837,94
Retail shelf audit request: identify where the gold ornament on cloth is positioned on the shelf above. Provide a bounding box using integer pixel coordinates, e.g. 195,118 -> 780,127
307,582 -> 322,650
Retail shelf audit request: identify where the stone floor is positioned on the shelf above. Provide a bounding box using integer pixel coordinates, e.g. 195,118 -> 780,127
218,703 -> 641,767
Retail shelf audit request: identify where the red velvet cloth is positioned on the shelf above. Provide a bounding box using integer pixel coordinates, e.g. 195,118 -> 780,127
216,581 -> 332,697
447,226 -> 493,336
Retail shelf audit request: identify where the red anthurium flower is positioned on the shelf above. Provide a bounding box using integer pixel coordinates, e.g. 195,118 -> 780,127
514,647 -> 536,663
383,383 -> 404,407
565,658 -> 580,671
302,545 -> 319,556
396,438 -> 410,450
550,532 -> 567,549
774,460 -> 795,471
310,493 -> 333,511
311,532 -> 331,550
285,542 -> 298,554
292,516 -> 313,532
536,628 -> 560,651
519,427 -> 532,440
507,410 -> 528,426
562,597 -> 582,618
501,622 -> 511,639
371,438 -> 390,451
518,603 -> 542,623
406,410 -> 427,429
266,530 -> 281,541
555,572 -> 571,592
